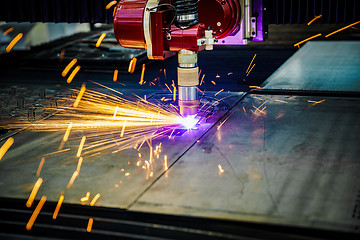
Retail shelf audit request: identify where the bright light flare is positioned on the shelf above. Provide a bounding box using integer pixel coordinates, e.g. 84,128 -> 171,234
179,116 -> 198,129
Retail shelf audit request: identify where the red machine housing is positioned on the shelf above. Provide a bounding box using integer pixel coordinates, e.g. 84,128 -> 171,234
113,0 -> 241,59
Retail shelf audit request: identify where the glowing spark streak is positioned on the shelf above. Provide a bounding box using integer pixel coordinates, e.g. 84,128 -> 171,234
36,157 -> 45,177
113,70 -> 118,82
96,33 -> 106,48
77,157 -> 84,173
165,83 -> 172,93
26,178 -> 43,208
106,1 -> 117,9
87,218 -> 94,232
164,69 -> 167,79
249,86 -> 262,89
3,27 -> 14,36
43,148 -> 70,157
326,21 -> 360,38
81,192 -> 90,202
218,165 -> 224,174
216,74 -> 220,78
200,74 -> 205,86
139,64 -> 146,85
76,137 -> 86,157
198,69 -> 202,79
150,146 -> 153,163
164,155 -> 168,171
73,83 -> 86,107
113,106 -> 119,118
211,81 -> 216,85
307,15 -> 322,25
67,65 -> 81,83
90,193 -> 100,206
246,64 -> 256,77
195,86 -> 204,95
243,106 -> 247,117
0,137 -> 14,161
137,139 -> 146,151
66,171 -> 79,189
294,33 -> 321,47
169,129 -> 175,139
59,49 -> 66,63
275,99 -> 288,103
26,196 -> 46,231
173,85 -> 177,101
89,80 -> 123,95
120,121 -> 126,137
246,54 -> 257,74
6,33 -> 23,53
52,195 -> 64,219
308,99 -> 325,105
128,58 -> 137,73
215,89 -> 224,96
62,59 -> 77,77
217,113 -> 232,130
113,5 -> 117,16
125,172 -> 130,176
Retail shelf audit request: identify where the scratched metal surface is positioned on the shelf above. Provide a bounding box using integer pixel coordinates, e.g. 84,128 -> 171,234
262,41 -> 360,92
0,89 -> 244,209
131,94 -> 360,233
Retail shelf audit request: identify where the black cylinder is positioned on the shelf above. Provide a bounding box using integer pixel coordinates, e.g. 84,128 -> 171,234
172,0 -> 199,29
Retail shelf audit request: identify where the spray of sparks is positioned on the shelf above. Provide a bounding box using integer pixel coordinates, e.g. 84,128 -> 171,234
4,84 -> 197,158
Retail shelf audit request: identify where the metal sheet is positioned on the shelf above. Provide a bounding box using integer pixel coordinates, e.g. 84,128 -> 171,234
0,89 -> 244,209
131,94 -> 360,233
263,41 -> 360,92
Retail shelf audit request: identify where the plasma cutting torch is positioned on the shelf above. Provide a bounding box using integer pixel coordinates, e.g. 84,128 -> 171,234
113,0 -> 266,117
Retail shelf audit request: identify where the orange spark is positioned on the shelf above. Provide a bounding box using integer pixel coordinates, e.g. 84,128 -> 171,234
216,74 -> 220,78
249,86 -> 262,89
211,81 -> 216,85
76,136 -> 86,157
66,171 -> 79,189
165,83 -> 172,93
173,85 -> 177,101
6,33 -> 23,53
52,195 -> 64,219
87,218 -> 94,232
0,137 -> 14,161
308,99 -> 325,105
3,27 -> 14,36
90,193 -> 101,206
200,74 -> 205,85
61,123 -> 73,145
59,49 -> 66,63
164,155 -> 168,171
73,83 -> 86,107
26,196 -> 46,231
120,121 -> 126,137
307,15 -> 322,25
128,58 -> 137,73
26,178 -> 43,208
198,69 -> 202,79
274,99 -> 288,103
215,89 -> 224,96
228,72 -> 233,75
218,164 -> 224,174
125,172 -> 130,177
77,157 -> 84,173
113,106 -> 119,118
326,21 -> 360,38
246,64 -> 256,76
106,0 -> 117,9
164,69 -> 167,79
96,33 -> 106,48
36,157 -> 45,177
62,58 -> 77,77
139,64 -> 145,85
80,192 -> 90,203
67,65 -> 81,83
242,106 -> 247,117
246,54 -> 257,74
294,33 -> 321,47
113,69 -> 118,82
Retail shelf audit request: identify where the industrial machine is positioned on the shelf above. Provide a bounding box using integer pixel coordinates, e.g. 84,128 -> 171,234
113,0 -> 266,116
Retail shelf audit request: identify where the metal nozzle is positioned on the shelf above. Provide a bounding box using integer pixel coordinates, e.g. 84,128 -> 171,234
177,49 -> 199,117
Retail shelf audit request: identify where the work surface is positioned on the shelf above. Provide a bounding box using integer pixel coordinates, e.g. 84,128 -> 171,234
0,42 -> 360,235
